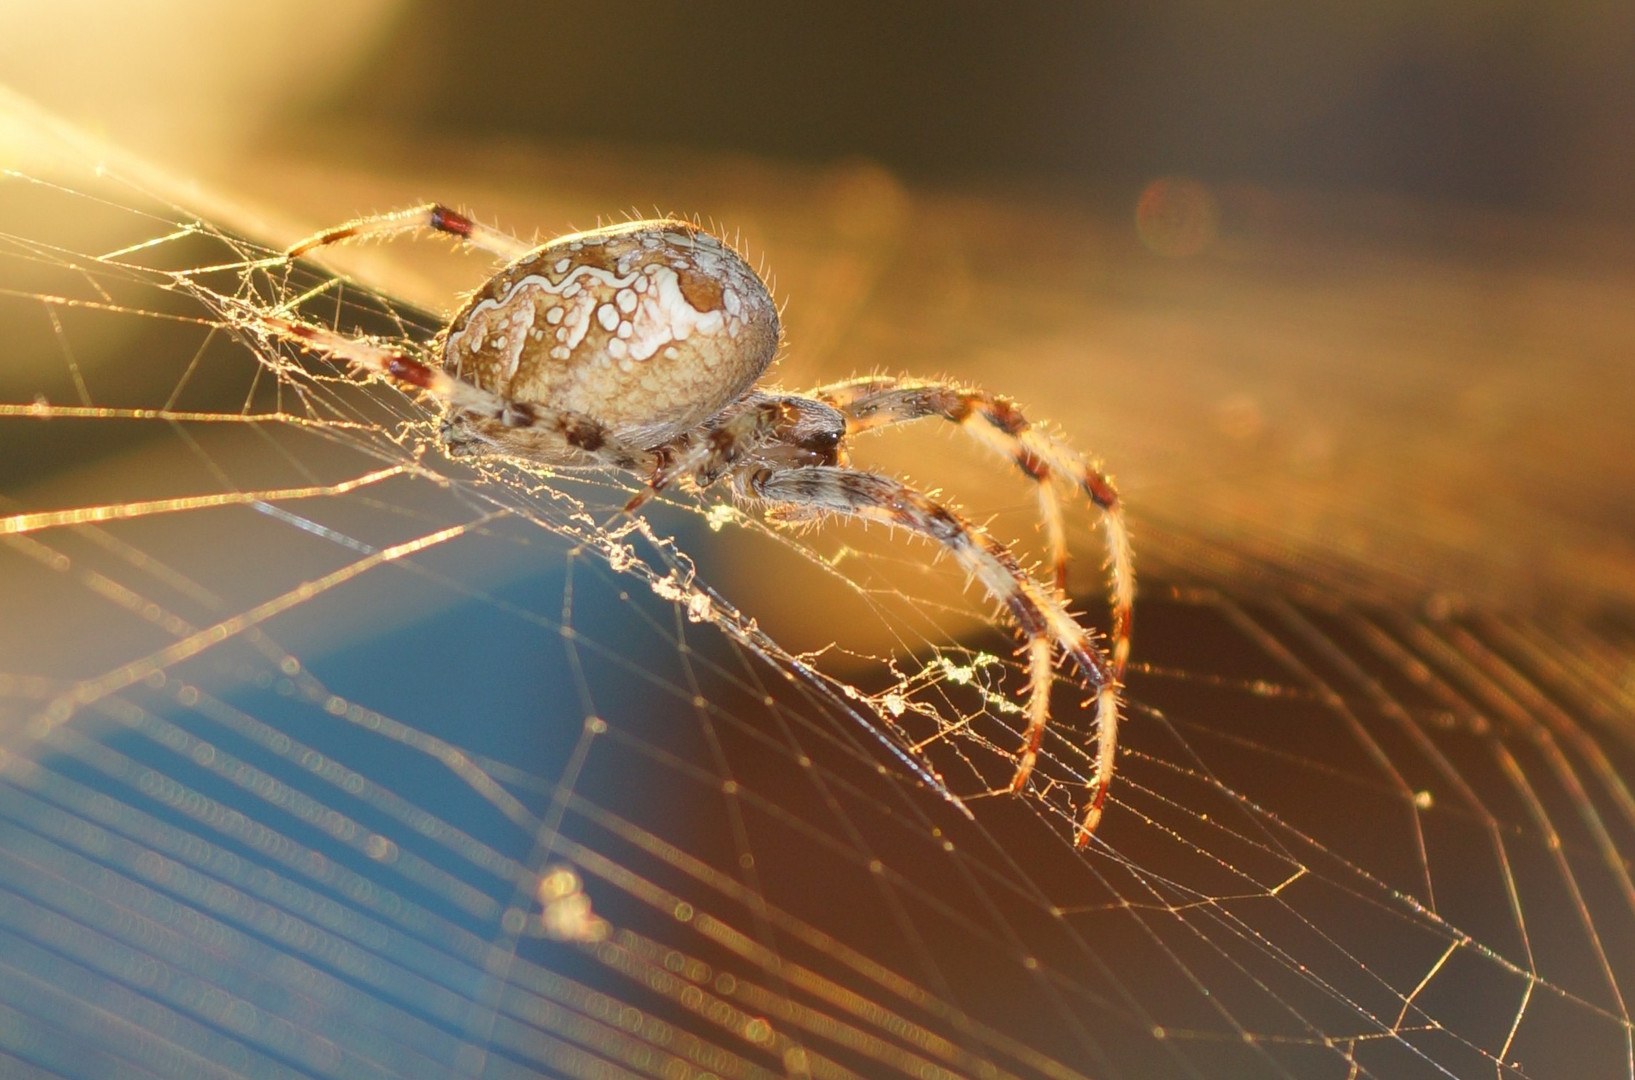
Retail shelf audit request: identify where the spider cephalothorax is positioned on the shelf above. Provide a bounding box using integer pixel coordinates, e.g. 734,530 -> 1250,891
247,206 -> 1132,844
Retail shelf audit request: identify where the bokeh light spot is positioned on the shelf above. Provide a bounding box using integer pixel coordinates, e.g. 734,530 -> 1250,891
1136,176 -> 1220,257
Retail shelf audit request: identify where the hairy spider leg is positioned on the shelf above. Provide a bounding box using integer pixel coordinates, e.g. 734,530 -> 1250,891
230,309 -> 658,473
747,465 -> 1119,844
286,203 -> 536,262
619,397 -> 796,514
815,376 -> 1133,681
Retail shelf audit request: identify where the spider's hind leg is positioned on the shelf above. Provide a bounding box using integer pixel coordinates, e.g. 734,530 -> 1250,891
745,464 -> 1120,844
286,203 -> 535,262
229,308 -> 656,472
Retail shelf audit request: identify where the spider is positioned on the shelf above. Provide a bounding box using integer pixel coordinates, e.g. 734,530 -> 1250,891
238,205 -> 1133,844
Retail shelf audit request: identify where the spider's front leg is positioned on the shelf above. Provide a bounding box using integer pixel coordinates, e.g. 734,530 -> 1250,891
743,465 -> 1120,844
814,376 -> 1133,681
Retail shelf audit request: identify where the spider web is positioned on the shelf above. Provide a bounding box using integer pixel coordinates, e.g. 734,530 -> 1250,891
2,94 -> 1634,1080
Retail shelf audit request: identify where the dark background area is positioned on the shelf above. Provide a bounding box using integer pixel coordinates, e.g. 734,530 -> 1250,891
325,0 -> 1635,221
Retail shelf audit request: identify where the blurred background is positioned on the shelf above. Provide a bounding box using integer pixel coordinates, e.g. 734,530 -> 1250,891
8,0 -> 1635,215
2,3 -> 1634,1079
6,0 -> 1633,617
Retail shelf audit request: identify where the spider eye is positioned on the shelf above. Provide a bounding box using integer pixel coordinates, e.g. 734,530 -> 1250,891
798,427 -> 842,458
800,428 -> 839,451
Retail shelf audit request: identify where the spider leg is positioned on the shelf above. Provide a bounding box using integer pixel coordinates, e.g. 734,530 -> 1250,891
229,307 -> 656,472
815,376 -> 1133,681
744,465 -> 1119,844
622,389 -> 846,513
617,397 -> 794,514
286,203 -> 535,262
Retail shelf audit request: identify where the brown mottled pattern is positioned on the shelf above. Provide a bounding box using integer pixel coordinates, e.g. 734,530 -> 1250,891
674,265 -> 725,313
441,220 -> 779,462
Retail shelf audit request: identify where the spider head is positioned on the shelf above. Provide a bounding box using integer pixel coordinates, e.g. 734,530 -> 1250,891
765,395 -> 847,468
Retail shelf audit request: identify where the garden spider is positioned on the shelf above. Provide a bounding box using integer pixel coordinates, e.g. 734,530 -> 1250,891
240,206 -> 1133,844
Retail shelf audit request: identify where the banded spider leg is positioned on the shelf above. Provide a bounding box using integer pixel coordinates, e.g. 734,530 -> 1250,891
226,307 -> 657,474
815,375 -> 1132,676
745,465 -> 1120,843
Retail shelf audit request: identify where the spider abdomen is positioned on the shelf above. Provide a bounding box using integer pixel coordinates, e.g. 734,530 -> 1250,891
441,219 -> 778,457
